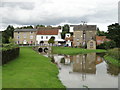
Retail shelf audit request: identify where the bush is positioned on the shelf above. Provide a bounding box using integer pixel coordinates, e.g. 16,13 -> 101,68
107,48 -> 120,60
97,41 -> 116,49
2,44 -> 20,65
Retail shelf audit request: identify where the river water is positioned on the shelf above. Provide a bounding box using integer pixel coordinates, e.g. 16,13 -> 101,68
44,53 -> 120,88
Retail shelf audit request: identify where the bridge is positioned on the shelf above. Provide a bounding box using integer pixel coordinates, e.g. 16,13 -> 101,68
33,46 -> 52,53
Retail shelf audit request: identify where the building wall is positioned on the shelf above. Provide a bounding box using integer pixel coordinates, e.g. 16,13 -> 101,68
14,31 -> 36,44
73,31 -> 83,46
87,40 -> 96,49
36,35 -> 59,44
85,30 -> 96,42
73,30 -> 96,47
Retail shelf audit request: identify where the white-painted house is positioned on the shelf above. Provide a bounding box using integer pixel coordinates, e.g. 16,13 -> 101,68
36,28 -> 64,45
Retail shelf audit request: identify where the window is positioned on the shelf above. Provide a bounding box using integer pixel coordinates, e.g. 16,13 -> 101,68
17,36 -> 20,39
83,33 -> 85,40
31,41 -> 33,44
77,38 -> 79,41
41,36 -> 43,39
24,34 -> 26,38
17,41 -> 19,44
30,31 -> 33,34
90,42 -> 93,48
30,35 -> 33,39
46,36 -> 48,39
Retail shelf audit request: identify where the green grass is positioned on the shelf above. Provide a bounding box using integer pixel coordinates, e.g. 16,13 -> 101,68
52,46 -> 106,55
2,47 -> 65,88
104,55 -> 120,67
107,48 -> 120,60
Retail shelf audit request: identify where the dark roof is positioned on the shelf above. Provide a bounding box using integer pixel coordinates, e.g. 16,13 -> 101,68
72,25 -> 97,31
37,29 -> 59,35
14,29 -> 37,32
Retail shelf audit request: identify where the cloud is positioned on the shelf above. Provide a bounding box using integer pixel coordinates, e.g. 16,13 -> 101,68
0,0 -> 119,31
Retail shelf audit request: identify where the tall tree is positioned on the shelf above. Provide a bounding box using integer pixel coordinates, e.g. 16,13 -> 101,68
2,25 -> 15,43
61,24 -> 70,39
97,28 -> 107,36
107,23 -> 120,47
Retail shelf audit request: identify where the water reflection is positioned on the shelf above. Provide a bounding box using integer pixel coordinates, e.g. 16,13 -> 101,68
43,52 -> 120,88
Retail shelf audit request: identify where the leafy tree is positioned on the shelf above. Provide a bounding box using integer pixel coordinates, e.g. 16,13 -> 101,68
61,24 -> 70,39
107,23 -> 120,47
17,25 -> 34,29
48,36 -> 55,45
2,25 -> 15,43
35,25 -> 45,28
9,37 -> 14,44
97,28 -> 107,36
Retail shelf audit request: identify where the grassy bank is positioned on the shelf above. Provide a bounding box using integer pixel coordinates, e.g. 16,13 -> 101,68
52,46 -> 106,55
3,47 -> 65,88
104,55 -> 120,67
104,48 -> 120,67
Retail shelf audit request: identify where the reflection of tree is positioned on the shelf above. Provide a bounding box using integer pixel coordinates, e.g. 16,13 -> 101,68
51,56 -> 55,63
107,63 -> 120,76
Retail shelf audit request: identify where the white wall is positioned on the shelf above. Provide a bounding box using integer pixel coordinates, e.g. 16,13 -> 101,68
36,35 -> 59,44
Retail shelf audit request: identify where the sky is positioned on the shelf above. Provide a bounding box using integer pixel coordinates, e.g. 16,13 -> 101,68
0,0 -> 119,31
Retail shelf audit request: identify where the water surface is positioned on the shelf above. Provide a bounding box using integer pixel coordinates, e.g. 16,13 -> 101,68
44,53 -> 120,88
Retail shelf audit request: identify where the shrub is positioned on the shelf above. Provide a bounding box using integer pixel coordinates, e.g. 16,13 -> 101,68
97,41 -> 116,49
107,48 -> 120,60
2,44 -> 20,65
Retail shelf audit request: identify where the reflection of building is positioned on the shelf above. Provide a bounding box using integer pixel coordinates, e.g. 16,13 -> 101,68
70,25 -> 97,49
14,29 -> 37,44
96,56 -> 103,65
72,53 -> 96,74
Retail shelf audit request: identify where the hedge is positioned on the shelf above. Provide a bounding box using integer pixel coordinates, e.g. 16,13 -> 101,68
2,47 -> 20,65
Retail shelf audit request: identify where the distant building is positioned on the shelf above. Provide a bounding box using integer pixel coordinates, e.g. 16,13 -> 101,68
96,36 -> 111,45
71,25 -> 97,49
14,29 -> 37,44
65,33 -> 73,46
36,27 -> 64,45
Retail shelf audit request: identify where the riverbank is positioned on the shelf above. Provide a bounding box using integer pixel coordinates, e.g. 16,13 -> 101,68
104,55 -> 120,67
3,47 -> 65,88
104,48 -> 120,67
52,46 -> 106,55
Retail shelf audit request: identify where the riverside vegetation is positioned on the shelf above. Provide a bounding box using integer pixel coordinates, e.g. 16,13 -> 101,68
3,47 -> 65,88
104,48 -> 120,67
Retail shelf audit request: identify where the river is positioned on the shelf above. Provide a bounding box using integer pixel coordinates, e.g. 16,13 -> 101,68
43,53 -> 120,88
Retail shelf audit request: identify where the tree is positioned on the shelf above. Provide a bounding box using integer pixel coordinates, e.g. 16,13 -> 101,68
107,23 -> 120,47
61,24 -> 70,39
48,36 -> 55,45
18,25 -> 34,29
2,25 -> 15,43
97,28 -> 107,36
35,25 -> 45,28
9,37 -> 14,44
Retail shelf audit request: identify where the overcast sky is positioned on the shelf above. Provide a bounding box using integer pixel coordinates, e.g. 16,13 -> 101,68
0,0 -> 119,31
